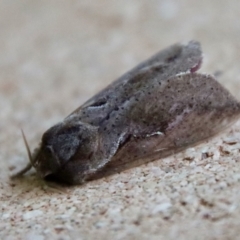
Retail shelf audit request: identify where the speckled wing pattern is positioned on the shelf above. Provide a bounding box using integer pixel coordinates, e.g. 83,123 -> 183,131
69,41 -> 240,180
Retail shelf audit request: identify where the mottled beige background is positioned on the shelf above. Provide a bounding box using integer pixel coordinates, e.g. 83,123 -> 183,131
1,1 -> 240,239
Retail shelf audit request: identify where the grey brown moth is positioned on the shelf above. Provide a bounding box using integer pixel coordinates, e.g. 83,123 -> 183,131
12,41 -> 240,184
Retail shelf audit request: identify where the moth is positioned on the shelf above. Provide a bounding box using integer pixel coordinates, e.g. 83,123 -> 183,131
12,40 -> 240,185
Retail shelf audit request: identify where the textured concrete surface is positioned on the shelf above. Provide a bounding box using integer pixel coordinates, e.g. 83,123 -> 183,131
1,1 -> 240,239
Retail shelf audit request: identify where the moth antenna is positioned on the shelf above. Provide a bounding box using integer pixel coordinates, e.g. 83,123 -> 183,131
21,129 -> 34,166
10,129 -> 34,179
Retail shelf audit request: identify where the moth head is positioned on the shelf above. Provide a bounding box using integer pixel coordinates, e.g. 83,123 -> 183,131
32,120 -> 99,183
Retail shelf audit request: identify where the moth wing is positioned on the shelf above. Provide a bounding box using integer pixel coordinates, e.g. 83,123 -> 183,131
90,73 -> 240,180
86,40 -> 202,101
72,40 -> 202,114
70,41 -> 202,127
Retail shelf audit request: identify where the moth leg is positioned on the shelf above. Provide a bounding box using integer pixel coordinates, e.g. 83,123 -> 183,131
10,163 -> 32,179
